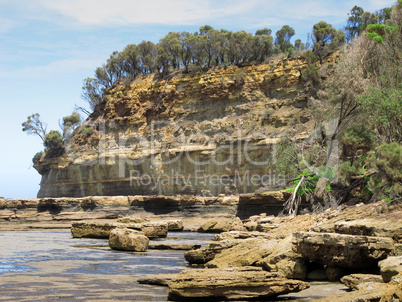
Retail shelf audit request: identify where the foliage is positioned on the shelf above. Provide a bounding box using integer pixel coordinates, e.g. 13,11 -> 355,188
367,143 -> 402,200
357,88 -> 402,143
341,125 -> 376,161
275,25 -> 295,52
22,113 -> 47,141
43,130 -> 65,158
61,112 -> 81,139
366,24 -> 399,43
80,125 -> 92,137
32,151 -> 44,164
81,78 -> 103,111
312,21 -> 345,62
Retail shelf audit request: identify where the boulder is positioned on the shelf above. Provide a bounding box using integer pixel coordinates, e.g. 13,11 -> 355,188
166,219 -> 184,231
198,217 -> 245,233
293,231 -> 395,269
256,236 -> 307,280
184,240 -> 239,264
379,256 -> 402,283
139,221 -> 169,238
341,274 -> 383,290
109,228 -> 149,252
206,238 -> 279,268
167,267 -> 310,301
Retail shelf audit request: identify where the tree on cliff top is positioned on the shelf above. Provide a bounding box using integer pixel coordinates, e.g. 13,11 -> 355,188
22,113 -> 47,141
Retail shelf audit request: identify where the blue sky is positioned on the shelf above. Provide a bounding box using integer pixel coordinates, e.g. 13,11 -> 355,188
0,0 -> 396,198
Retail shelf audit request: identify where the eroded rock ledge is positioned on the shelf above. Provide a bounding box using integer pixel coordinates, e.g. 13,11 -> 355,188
0,192 -> 300,230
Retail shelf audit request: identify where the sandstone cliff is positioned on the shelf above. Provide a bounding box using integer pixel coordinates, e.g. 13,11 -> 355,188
35,56 -> 334,197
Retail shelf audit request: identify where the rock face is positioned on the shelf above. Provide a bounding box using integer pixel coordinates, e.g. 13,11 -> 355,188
379,256 -> 402,282
293,231 -> 395,269
167,266 -> 310,301
109,228 -> 149,252
33,56 -> 329,198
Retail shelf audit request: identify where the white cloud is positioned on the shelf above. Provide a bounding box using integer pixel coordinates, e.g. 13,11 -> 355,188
0,57 -> 100,79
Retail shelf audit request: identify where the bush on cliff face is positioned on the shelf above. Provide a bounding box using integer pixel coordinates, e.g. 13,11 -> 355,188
44,130 -> 65,158
368,142 -> 402,200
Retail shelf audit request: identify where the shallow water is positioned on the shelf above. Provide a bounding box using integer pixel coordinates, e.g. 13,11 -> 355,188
0,231 -> 214,301
0,231 -> 347,301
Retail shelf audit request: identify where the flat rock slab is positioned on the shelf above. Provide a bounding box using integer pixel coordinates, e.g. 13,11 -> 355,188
71,220 -> 168,238
293,231 -> 395,269
167,266 -> 309,301
148,243 -> 201,250
341,274 -> 383,290
137,274 -> 178,286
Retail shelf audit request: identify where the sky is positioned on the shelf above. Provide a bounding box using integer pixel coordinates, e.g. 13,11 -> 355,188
0,0 -> 396,199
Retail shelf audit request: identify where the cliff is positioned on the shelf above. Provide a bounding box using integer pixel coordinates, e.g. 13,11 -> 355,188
35,56 -> 334,198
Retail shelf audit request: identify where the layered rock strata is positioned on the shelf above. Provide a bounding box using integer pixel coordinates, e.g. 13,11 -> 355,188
34,57 -> 333,197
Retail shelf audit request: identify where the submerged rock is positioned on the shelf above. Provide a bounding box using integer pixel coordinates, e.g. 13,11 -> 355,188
167,266 -> 310,301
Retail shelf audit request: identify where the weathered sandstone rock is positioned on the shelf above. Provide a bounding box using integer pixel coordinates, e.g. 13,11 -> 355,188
148,243 -> 200,250
71,220 -> 117,238
137,274 -> 177,286
341,274 -> 383,290
167,267 -> 310,301
314,283 -> 402,302
184,240 -> 239,264
206,238 -> 279,268
379,256 -> 402,282
71,220 -> 168,238
109,228 -> 149,252
293,231 -> 395,269
214,230 -> 275,241
255,236 -> 307,280
198,217 -> 245,233
34,56 -> 327,198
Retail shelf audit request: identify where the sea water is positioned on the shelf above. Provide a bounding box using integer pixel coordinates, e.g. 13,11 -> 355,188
0,231 -> 214,301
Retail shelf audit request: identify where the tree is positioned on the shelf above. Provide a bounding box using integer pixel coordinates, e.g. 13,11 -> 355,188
159,32 -> 182,70
81,77 -> 103,111
44,130 -> 64,158
120,44 -> 140,78
22,113 -> 47,141
312,21 -> 344,62
275,25 -> 295,52
138,41 -> 158,73
251,32 -> 273,63
61,112 -> 81,139
345,6 -> 365,41
255,28 -> 272,36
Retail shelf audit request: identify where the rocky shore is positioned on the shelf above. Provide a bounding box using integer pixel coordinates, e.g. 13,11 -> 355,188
1,194 -> 401,301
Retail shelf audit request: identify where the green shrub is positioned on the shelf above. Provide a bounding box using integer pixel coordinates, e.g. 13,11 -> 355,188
44,130 -> 64,157
80,125 -> 92,137
341,125 -> 375,160
32,151 -> 44,164
367,142 -> 402,200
